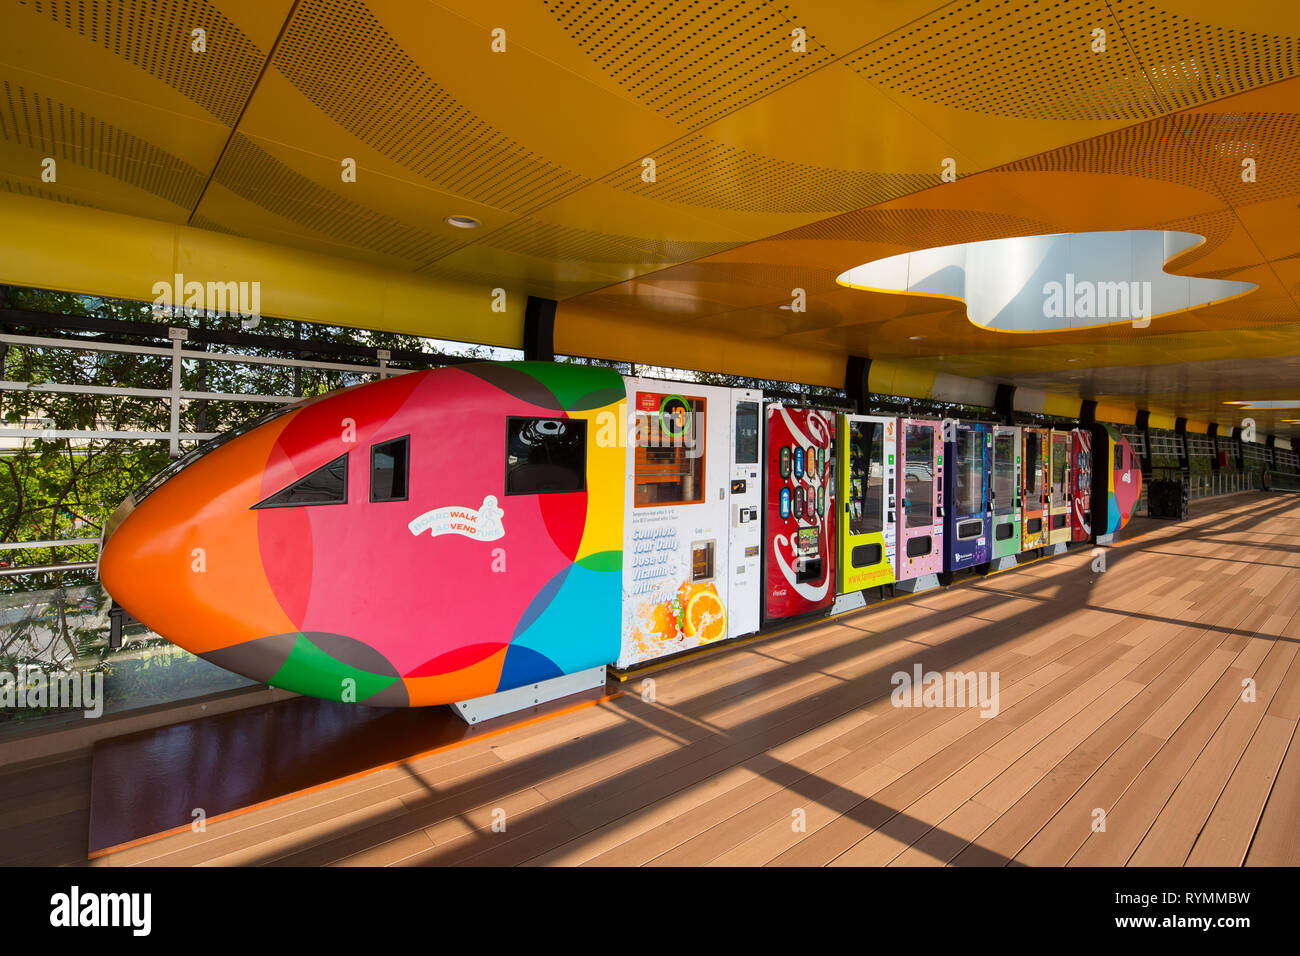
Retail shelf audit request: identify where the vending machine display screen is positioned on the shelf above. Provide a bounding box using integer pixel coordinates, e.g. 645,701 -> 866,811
796,527 -> 819,555
735,402 -> 759,464
1024,431 -> 1041,493
993,435 -> 1016,514
1052,434 -> 1070,498
848,420 -> 885,535
956,429 -> 982,515
905,425 -> 934,526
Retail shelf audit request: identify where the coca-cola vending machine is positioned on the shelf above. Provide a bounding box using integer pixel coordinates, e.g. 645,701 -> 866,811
763,405 -> 836,624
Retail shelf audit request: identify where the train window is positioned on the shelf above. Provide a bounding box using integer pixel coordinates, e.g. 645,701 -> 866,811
956,429 -> 982,516
253,454 -> 348,509
370,436 -> 409,502
993,434 -> 1016,515
505,417 -> 586,495
905,425 -> 934,526
634,393 -> 706,507
734,402 -> 759,464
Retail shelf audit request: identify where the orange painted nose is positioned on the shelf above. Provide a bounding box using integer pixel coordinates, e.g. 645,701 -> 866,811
99,417 -> 298,660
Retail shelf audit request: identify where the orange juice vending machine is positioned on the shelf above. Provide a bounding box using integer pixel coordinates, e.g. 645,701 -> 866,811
897,418 -> 944,589
836,414 -> 898,607
991,425 -> 1022,565
1047,428 -> 1073,548
618,380 -> 763,667
1021,426 -> 1050,550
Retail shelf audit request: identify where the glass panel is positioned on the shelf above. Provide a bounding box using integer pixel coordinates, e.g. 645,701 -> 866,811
848,420 -> 883,535
993,434 -> 1016,515
734,401 -> 759,464
956,428 -> 981,516
1024,432 -> 1041,495
905,424 -> 934,526
1051,434 -> 1069,500
505,418 -> 587,495
634,395 -> 706,507
253,454 -> 347,508
370,436 -> 409,502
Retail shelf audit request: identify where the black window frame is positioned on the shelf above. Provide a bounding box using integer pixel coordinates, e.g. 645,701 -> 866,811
504,415 -> 588,497
369,434 -> 411,504
251,453 -> 349,510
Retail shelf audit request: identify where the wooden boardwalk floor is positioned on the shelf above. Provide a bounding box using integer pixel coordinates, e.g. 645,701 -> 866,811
3,491 -> 1298,867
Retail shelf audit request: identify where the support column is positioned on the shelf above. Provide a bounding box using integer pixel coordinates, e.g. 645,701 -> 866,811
523,296 -> 556,362
844,356 -> 870,413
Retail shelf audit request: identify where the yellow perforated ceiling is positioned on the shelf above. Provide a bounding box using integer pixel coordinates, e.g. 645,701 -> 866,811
1,0 -> 1300,436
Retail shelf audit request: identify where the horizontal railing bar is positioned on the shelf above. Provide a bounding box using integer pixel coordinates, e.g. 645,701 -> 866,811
0,539 -> 100,551
0,562 -> 97,577
0,380 -> 300,404
0,429 -> 218,441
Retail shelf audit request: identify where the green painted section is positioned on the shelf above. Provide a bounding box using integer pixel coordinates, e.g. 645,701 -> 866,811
507,361 -> 623,410
576,549 -> 622,572
268,634 -> 398,703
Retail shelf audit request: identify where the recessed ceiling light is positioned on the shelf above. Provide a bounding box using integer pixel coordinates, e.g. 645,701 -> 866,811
908,335 -> 924,340
445,215 -> 480,229
1067,358 -> 1082,363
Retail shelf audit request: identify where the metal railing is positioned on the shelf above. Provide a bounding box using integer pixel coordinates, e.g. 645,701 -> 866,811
1,328 -> 403,578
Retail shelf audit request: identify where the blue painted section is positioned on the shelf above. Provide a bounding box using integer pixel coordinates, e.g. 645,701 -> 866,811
506,563 -> 621,681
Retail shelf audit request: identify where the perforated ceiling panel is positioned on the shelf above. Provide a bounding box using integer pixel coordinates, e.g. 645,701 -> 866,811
0,80 -> 207,208
212,134 -> 465,265
17,0 -> 268,125
779,207 -> 1056,246
1005,110 -> 1300,205
0,177 -> 92,206
848,0 -> 1300,122
546,0 -> 834,128
272,0 -> 588,214
480,217 -> 737,266
601,134 -> 936,214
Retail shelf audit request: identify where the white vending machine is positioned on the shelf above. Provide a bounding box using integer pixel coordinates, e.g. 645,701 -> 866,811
618,378 -> 762,668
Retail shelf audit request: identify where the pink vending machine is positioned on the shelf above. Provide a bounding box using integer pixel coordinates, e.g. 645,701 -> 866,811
897,418 -> 944,585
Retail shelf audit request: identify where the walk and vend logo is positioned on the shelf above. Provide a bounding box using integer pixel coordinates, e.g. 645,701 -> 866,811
151,272 -> 262,329
49,887 -> 151,936
0,665 -> 103,718
891,664 -> 1000,718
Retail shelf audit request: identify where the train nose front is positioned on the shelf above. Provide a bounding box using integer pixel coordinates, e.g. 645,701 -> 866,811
99,421 -> 297,671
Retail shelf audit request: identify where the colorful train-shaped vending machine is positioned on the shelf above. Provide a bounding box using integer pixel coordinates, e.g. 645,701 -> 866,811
1091,423 -> 1143,539
763,405 -> 836,624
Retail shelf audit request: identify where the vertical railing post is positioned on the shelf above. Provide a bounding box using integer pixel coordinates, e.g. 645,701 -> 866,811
167,327 -> 188,458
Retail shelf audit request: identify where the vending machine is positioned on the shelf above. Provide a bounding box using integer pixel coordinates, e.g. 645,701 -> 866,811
991,425 -> 1022,562
943,420 -> 993,574
1071,428 -> 1093,542
1021,426 -> 1050,550
762,405 -> 836,624
836,414 -> 897,595
1091,424 -> 1143,541
897,418 -> 944,585
1047,428 -> 1073,547
618,379 -> 763,668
